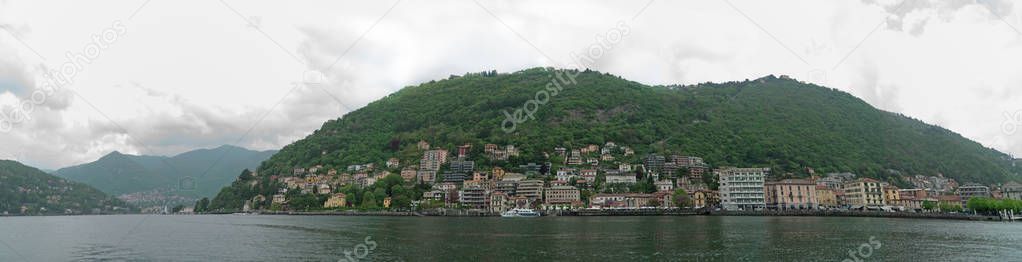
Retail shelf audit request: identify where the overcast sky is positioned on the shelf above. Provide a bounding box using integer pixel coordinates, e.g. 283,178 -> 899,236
0,0 -> 1020,169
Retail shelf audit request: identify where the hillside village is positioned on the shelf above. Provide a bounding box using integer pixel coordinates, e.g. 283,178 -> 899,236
211,140 -> 1022,215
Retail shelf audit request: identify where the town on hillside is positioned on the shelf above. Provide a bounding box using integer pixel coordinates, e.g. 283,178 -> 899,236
226,140 -> 1022,215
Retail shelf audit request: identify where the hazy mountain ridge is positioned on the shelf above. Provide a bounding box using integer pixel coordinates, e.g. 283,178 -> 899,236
54,145 -> 277,198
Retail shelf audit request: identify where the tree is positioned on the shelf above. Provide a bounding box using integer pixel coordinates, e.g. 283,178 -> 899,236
672,189 -> 691,208
194,197 -> 210,213
361,191 -> 378,209
922,200 -> 936,211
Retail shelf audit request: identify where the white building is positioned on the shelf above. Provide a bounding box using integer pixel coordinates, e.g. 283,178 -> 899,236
605,173 -> 637,184
718,167 -> 769,211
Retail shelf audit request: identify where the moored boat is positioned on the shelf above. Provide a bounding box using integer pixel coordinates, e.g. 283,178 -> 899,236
501,208 -> 541,217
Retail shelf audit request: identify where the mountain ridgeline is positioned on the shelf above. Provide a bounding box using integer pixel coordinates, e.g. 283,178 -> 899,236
234,68 -> 1016,193
0,160 -> 130,215
55,145 -> 277,198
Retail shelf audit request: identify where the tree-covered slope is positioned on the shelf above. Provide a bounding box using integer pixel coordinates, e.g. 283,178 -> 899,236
255,68 -> 1019,184
54,145 -> 277,197
0,160 -> 131,215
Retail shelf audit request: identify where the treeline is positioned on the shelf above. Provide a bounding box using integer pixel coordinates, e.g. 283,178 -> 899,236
967,197 -> 1022,214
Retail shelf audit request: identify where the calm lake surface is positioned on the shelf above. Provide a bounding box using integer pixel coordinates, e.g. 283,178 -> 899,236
1,215 -> 1021,261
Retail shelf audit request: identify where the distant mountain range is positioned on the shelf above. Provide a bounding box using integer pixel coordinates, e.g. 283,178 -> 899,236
54,145 -> 277,198
0,160 -> 130,215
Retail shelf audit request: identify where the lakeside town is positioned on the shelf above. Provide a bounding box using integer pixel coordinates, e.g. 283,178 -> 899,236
209,140 -> 1022,217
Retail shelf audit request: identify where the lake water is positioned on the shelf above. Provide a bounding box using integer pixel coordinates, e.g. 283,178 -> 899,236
1,215 -> 1021,261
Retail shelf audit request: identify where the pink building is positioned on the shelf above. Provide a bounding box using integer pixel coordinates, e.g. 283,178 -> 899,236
764,179 -> 818,210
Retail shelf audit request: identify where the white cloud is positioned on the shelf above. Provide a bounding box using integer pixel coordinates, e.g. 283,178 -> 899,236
0,0 -> 1020,169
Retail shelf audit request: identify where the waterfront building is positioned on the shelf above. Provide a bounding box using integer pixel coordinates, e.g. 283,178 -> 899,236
490,191 -> 511,214
956,183 -> 991,205
543,186 -> 581,209
459,186 -> 489,210
816,185 -> 839,208
843,178 -> 885,207
589,193 -> 656,209
691,190 -> 719,208
717,167 -> 769,211
883,184 -> 901,207
324,193 -> 347,208
764,179 -> 818,210
938,195 -> 963,209
1004,181 -> 1022,200
495,181 -> 517,196
516,180 -> 544,201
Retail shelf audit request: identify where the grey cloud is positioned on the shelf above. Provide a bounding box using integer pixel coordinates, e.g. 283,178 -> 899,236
864,0 -> 1015,36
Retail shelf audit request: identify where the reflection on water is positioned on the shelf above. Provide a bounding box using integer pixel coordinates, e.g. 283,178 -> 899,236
72,243 -> 142,261
1,215 -> 1021,261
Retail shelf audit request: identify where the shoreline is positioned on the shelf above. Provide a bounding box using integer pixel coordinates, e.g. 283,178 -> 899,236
246,209 -> 1005,221
1,210 -> 1010,222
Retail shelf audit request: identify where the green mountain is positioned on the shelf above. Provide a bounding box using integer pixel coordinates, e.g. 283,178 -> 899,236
212,68 -> 1019,209
54,145 -> 277,198
0,160 -> 131,215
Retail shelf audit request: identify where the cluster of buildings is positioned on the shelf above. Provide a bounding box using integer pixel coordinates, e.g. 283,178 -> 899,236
717,171 -> 1022,212
263,139 -> 1022,214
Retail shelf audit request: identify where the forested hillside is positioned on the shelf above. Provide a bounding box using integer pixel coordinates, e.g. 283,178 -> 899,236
250,68 -> 1018,184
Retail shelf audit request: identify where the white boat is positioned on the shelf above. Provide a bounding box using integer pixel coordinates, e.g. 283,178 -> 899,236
501,208 -> 541,217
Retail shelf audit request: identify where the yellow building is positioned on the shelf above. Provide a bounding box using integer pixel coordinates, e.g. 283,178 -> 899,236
883,184 -> 901,206
691,190 -> 719,208
324,193 -> 347,208
815,185 -> 838,208
843,178 -> 885,207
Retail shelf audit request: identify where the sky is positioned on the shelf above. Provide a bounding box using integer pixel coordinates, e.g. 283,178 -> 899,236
0,0 -> 1020,170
